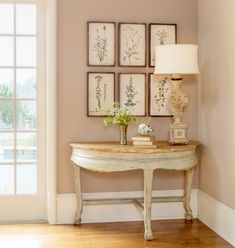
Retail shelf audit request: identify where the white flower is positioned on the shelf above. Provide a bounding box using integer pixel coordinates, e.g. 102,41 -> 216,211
138,123 -> 154,136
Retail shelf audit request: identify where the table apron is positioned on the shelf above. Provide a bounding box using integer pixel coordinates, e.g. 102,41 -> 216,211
71,149 -> 198,172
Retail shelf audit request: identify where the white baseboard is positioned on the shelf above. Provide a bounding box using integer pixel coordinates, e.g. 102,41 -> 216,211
198,190 -> 235,247
57,189 -> 198,224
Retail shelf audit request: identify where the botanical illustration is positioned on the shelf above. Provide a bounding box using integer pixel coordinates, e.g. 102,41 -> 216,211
93,26 -> 108,62
156,29 -> 168,45
150,24 -> 176,66
149,74 -> 172,116
154,77 -> 170,111
94,75 -> 103,110
124,77 -> 138,107
122,26 -> 142,64
120,24 -> 146,66
88,73 -> 114,116
119,74 -> 146,116
88,22 -> 115,66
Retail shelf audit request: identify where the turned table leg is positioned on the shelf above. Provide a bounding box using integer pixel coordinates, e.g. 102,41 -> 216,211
184,168 -> 194,221
144,169 -> 154,240
73,165 -> 83,225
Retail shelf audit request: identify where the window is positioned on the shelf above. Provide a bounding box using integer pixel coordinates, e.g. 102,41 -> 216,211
0,3 -> 38,195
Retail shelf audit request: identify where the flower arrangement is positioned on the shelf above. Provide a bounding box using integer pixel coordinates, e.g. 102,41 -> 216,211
137,117 -> 154,136
104,103 -> 136,145
104,102 -> 136,126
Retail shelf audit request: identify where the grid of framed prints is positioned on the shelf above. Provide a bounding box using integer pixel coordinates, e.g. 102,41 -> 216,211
87,22 -> 177,117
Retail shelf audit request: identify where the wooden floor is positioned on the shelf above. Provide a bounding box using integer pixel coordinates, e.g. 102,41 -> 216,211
0,219 -> 233,248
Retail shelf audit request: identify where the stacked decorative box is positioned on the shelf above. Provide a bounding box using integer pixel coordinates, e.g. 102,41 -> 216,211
132,135 -> 157,148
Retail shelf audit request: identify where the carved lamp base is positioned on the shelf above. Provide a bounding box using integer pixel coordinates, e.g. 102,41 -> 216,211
169,123 -> 188,145
168,76 -> 189,145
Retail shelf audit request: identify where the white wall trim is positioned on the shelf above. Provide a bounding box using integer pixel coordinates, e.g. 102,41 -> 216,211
57,189 -> 198,224
198,190 -> 235,247
46,0 -> 57,224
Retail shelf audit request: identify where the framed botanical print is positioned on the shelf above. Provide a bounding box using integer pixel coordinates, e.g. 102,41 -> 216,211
87,22 -> 116,66
148,73 -> 172,117
149,23 -> 177,67
87,72 -> 115,116
119,23 -> 146,67
118,73 -> 146,116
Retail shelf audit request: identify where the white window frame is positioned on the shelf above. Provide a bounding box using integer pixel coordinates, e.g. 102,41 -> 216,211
46,0 -> 57,224
0,0 -> 57,223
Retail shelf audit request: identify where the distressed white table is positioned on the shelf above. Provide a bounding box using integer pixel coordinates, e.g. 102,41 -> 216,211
70,141 -> 199,240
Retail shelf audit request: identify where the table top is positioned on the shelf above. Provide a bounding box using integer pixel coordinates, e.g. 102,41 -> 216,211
70,140 -> 200,154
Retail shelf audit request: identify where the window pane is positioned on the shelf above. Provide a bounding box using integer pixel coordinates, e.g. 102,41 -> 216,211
16,69 -> 36,98
16,37 -> 36,67
16,4 -> 36,35
0,69 -> 14,99
0,133 -> 14,163
16,101 -> 36,130
0,101 -> 14,130
0,4 -> 14,34
0,37 -> 14,66
0,165 -> 14,195
16,164 -> 36,194
16,132 -> 36,162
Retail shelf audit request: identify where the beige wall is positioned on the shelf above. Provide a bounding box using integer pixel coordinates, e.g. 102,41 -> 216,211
198,0 -> 235,210
57,0 -> 199,193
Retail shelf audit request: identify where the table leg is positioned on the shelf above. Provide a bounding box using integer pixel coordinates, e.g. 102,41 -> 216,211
184,168 -> 194,221
144,169 -> 154,240
73,165 -> 83,225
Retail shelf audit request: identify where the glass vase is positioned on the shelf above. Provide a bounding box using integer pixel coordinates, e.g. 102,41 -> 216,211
119,125 -> 127,145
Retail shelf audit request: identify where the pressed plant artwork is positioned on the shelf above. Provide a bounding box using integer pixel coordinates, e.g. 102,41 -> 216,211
95,75 -> 103,110
149,24 -> 177,67
154,77 -> 170,110
119,73 -> 146,116
93,26 -> 108,62
149,74 -> 172,116
88,72 -> 115,116
119,23 -> 146,66
121,26 -> 141,64
88,22 -> 115,66
124,77 -> 138,107
156,29 -> 169,45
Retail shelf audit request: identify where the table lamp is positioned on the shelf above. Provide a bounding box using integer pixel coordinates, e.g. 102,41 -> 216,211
154,44 -> 199,144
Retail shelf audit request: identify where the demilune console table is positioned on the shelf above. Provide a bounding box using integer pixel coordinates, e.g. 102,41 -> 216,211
70,141 -> 199,240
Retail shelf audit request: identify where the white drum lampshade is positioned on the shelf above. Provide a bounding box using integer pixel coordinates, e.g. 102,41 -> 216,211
154,44 -> 199,75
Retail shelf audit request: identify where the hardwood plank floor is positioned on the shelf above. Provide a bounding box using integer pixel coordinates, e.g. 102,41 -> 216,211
0,219 -> 233,248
